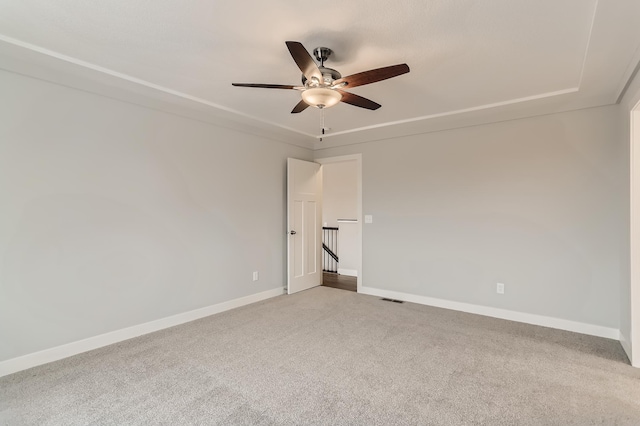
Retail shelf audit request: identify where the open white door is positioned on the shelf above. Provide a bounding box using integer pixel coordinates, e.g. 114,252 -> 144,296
287,158 -> 322,294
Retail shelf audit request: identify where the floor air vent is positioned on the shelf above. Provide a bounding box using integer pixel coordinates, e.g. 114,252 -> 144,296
381,298 -> 404,304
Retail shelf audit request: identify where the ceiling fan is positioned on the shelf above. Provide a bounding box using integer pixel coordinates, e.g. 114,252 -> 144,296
232,41 -> 410,114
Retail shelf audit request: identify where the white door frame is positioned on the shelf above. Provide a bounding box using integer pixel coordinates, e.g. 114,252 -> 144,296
315,154 -> 363,292
630,102 -> 640,367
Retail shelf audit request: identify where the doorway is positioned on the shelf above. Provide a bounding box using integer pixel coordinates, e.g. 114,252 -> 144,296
316,154 -> 363,293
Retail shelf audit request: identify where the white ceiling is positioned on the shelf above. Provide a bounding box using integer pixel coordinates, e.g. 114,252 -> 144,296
1,1 -> 640,149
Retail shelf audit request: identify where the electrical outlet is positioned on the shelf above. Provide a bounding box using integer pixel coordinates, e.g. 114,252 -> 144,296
253,271 -> 259,281
496,282 -> 505,294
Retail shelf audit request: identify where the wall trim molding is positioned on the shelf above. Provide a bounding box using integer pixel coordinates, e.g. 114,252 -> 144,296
0,35 -> 317,145
0,287 -> 284,378
360,286 -> 620,340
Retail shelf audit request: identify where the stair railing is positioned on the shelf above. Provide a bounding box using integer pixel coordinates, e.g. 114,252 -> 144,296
322,227 -> 339,273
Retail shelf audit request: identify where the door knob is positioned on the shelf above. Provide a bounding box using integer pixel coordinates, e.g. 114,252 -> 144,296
290,230 -> 297,235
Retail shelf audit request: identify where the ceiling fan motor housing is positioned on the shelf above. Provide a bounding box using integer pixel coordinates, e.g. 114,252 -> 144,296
298,47 -> 341,86
302,66 -> 342,86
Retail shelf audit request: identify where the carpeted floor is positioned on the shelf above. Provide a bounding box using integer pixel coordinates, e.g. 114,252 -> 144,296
2,286 -> 640,425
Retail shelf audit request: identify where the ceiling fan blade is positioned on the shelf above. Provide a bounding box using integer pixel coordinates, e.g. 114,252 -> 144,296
336,89 -> 381,110
286,41 -> 322,82
333,64 -> 410,89
232,83 -> 298,89
291,99 -> 310,114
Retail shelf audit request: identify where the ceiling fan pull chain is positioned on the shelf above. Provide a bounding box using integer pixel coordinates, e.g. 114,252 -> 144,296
320,109 -> 325,142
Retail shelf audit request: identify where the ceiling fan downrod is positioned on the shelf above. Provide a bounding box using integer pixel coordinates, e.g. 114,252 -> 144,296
313,47 -> 332,67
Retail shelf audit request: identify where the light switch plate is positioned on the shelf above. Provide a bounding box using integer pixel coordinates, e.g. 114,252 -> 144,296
364,215 -> 373,224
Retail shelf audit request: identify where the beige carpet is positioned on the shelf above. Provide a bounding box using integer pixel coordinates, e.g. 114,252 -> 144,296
1,286 -> 640,425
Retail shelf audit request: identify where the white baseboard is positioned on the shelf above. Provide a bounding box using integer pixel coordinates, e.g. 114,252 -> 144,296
337,268 -> 358,277
360,286 -> 620,340
620,332 -> 634,365
0,287 -> 284,378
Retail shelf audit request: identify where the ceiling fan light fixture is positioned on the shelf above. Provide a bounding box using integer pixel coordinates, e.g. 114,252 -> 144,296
301,87 -> 342,109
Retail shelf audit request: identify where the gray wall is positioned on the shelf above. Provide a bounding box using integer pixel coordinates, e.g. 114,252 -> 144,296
1,61 -> 633,364
0,69 -> 312,361
316,105 -> 626,328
